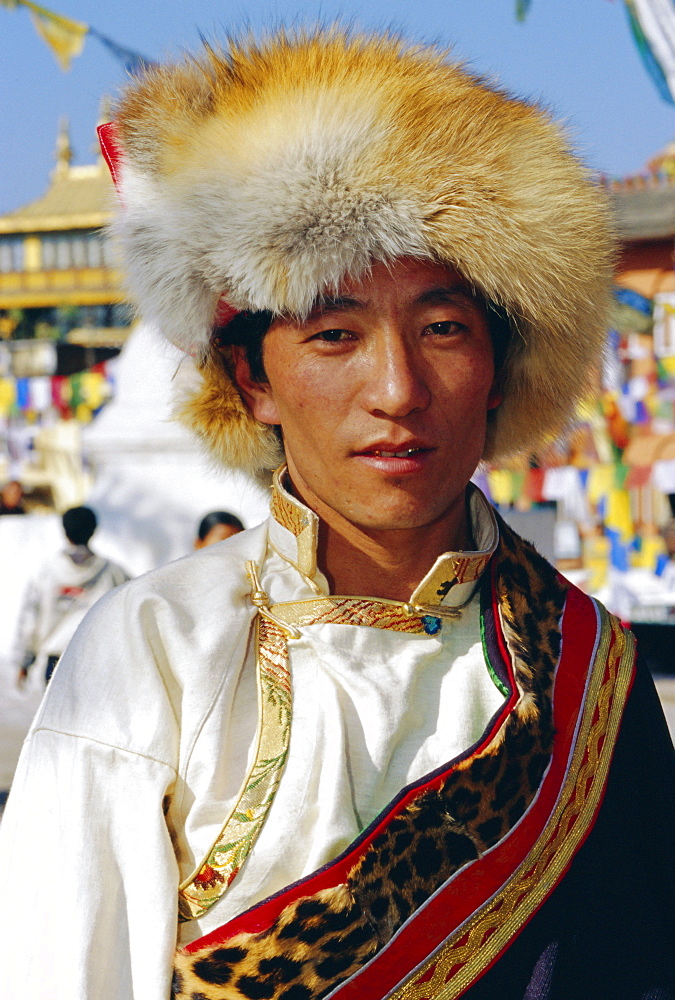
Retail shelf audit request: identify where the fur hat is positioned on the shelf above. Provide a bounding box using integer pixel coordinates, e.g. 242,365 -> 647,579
103,28 -> 615,473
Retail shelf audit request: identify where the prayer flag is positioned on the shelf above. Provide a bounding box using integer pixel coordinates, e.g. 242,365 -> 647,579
2,0 -> 153,73
487,469 -> 514,506
588,464 -> 615,504
15,377 -> 30,411
606,527 -> 631,571
606,488 -> 633,541
624,0 -> 675,105
515,0 -> 533,22
24,0 -> 87,71
0,378 -> 16,417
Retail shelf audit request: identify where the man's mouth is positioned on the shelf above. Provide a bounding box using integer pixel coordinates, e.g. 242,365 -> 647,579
369,447 -> 424,458
352,442 -> 434,476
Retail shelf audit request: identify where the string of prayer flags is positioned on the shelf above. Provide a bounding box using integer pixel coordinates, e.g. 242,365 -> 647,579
1,0 -> 154,73
0,369 -> 112,418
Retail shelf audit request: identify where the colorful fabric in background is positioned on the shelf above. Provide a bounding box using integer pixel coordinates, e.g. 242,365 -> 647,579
624,0 -> 675,105
0,367 -> 113,419
480,280 -> 675,584
23,0 -> 87,72
514,0 -> 675,108
614,286 -> 654,318
515,0 -> 533,22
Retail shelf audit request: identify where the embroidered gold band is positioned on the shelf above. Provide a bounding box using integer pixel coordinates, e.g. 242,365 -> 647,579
387,606 -> 635,999
178,615 -> 292,921
268,596 -> 458,632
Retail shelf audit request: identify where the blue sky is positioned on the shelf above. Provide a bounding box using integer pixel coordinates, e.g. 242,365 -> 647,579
2,0 -> 675,215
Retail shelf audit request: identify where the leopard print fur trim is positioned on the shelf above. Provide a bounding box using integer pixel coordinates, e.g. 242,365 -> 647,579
173,523 -> 566,1000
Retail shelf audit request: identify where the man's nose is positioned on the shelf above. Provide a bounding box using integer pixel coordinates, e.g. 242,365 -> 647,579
362,334 -> 432,418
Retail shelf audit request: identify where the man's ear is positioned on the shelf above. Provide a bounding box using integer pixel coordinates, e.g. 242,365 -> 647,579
487,383 -> 502,410
487,368 -> 503,411
231,345 -> 281,426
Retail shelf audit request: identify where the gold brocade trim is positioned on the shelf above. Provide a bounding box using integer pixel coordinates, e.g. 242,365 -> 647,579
409,552 -> 493,608
268,596 -> 459,632
387,606 -> 635,1000
270,480 -> 312,538
178,616 -> 292,921
270,467 -> 319,578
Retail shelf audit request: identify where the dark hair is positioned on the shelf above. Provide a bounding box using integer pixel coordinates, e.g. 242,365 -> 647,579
215,300 -> 512,385
485,302 -> 513,378
197,510 -> 245,541
215,310 -> 274,382
62,506 -> 97,545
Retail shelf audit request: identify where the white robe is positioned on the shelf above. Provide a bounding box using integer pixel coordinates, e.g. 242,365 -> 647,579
0,481 -> 503,1000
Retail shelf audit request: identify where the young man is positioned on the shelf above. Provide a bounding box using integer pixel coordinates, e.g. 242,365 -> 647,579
0,29 -> 673,1000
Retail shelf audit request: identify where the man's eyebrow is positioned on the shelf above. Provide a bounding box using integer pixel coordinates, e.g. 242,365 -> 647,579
304,285 -> 480,320
307,295 -> 368,319
417,285 -> 481,307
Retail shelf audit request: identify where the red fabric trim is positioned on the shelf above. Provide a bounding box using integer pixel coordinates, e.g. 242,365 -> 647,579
184,573 -> 518,953
95,122 -> 240,331
214,297 -> 240,327
330,586 -> 626,999
97,122 -> 123,191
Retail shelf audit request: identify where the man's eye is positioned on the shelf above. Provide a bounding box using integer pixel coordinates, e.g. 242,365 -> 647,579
424,321 -> 465,336
313,329 -> 352,342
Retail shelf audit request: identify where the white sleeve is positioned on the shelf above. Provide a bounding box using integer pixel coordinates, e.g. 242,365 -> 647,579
12,575 -> 42,667
0,729 -> 179,1000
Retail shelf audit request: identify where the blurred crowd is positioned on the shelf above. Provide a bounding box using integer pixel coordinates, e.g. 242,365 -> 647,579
1,486 -> 245,692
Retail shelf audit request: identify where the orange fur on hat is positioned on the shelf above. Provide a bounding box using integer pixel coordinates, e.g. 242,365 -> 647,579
109,28 -> 614,473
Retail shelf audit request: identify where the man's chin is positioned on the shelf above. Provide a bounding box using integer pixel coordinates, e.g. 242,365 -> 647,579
336,498 -> 464,535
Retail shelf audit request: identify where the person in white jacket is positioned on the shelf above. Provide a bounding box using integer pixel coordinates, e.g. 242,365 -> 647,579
15,505 -> 129,686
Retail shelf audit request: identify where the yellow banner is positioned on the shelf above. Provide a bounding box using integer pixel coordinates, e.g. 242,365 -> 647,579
27,2 -> 87,70
487,469 -> 514,506
2,0 -> 88,70
0,378 -> 16,416
587,464 -> 615,505
605,488 -> 633,543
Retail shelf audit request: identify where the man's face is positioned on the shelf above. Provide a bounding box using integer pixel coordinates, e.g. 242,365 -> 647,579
238,258 -> 498,535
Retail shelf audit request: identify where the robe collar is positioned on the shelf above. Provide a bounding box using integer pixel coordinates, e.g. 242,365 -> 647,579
268,465 -> 498,610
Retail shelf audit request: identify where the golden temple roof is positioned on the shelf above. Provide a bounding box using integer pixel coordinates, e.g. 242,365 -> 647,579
0,163 -> 113,235
0,121 -> 114,235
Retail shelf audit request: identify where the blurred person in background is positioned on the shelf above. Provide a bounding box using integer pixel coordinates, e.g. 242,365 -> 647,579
0,480 -> 25,515
194,510 -> 244,549
14,505 -> 130,687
